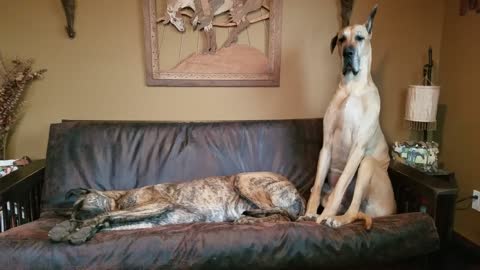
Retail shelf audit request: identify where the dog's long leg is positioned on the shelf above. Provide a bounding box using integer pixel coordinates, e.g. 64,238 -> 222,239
82,201 -> 174,226
318,146 -> 364,221
324,157 -> 377,229
304,146 -> 332,216
303,92 -> 345,218
58,201 -> 174,245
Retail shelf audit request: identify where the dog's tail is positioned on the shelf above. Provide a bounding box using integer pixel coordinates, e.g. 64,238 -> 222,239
355,211 -> 373,230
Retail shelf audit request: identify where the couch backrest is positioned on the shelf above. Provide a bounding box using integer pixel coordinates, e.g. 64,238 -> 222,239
42,119 -> 323,209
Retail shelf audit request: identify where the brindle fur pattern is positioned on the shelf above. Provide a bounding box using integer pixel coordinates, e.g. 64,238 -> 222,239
49,172 -> 305,245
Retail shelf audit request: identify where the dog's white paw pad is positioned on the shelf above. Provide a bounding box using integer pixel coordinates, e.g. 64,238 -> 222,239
325,217 -> 343,228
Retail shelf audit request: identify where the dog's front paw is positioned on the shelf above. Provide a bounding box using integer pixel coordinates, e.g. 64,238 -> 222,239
296,215 -> 318,222
315,212 -> 333,225
48,220 -> 77,242
324,215 -> 351,228
68,225 -> 98,245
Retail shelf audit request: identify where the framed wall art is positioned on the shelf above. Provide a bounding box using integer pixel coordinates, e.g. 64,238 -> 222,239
142,0 -> 283,87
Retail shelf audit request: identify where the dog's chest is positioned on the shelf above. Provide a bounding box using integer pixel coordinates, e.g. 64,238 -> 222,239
335,96 -> 364,144
341,96 -> 364,129
330,96 -> 365,169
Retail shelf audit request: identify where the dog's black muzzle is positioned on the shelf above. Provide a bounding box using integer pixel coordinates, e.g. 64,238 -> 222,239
343,46 -> 360,76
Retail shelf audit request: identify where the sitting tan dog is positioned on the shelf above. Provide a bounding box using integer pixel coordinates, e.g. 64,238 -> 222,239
300,5 -> 396,228
49,172 -> 305,245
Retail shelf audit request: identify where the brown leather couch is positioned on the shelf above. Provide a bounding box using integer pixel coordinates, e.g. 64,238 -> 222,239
0,119 -> 439,269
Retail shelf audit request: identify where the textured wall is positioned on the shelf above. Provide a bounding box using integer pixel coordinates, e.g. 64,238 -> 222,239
439,0 -> 480,245
0,0 -> 444,161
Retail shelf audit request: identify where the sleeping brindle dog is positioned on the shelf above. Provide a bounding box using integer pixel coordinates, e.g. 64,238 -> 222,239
49,172 -> 305,245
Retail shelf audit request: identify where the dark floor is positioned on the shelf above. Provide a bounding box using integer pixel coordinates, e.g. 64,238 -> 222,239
432,232 -> 480,270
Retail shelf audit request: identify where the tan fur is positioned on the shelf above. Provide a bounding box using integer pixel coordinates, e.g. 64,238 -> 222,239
299,6 -> 396,229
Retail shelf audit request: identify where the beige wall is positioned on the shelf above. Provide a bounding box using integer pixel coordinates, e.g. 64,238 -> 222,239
0,0 -> 445,159
352,0 -> 445,143
1,0 -> 339,158
439,0 -> 480,245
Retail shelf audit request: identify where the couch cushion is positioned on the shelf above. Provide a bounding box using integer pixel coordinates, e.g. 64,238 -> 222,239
0,212 -> 438,269
43,120 -> 323,209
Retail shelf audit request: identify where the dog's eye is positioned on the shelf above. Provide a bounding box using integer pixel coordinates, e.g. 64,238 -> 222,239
355,35 -> 365,42
338,36 -> 346,43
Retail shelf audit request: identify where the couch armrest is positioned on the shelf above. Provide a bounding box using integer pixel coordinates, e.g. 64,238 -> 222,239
0,160 -> 45,232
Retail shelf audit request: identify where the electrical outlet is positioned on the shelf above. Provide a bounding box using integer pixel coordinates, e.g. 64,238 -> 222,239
473,190 -> 480,212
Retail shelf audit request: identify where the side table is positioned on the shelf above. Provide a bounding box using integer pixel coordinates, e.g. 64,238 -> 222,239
388,161 -> 458,245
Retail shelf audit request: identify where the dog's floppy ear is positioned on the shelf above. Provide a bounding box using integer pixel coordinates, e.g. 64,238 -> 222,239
65,188 -> 90,200
365,4 -> 378,35
330,34 -> 338,54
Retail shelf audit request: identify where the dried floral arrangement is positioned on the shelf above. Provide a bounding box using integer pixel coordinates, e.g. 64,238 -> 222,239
0,53 -> 46,159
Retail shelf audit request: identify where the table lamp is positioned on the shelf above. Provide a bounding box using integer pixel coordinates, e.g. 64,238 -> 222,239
405,47 -> 440,142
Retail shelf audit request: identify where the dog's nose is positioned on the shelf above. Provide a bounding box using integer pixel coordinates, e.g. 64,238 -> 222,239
343,47 -> 355,58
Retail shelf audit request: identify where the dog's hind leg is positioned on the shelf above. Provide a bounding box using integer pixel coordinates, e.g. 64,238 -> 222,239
49,188 -> 116,242
54,201 -> 174,244
323,157 -> 395,230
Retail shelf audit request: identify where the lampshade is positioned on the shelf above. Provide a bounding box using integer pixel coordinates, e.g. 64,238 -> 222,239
405,85 -> 440,130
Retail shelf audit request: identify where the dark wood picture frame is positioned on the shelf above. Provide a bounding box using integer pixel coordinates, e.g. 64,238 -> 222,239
142,0 -> 283,87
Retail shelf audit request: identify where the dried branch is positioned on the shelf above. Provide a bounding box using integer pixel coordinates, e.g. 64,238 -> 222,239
0,57 -> 46,136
